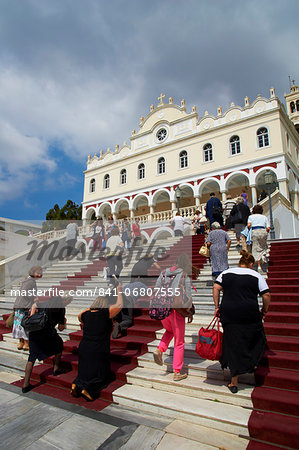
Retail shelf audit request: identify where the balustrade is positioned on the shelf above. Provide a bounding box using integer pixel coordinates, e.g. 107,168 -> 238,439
34,203 -> 208,240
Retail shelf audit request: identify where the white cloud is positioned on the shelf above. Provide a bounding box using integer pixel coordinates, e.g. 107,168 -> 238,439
0,0 -> 298,209
0,118 -> 56,202
43,172 -> 79,190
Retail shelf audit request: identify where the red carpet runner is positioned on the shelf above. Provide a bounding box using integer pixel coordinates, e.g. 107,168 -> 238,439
248,240 -> 299,449
10,235 -> 206,411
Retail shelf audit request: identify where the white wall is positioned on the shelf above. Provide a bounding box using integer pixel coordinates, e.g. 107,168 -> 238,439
272,203 -> 299,239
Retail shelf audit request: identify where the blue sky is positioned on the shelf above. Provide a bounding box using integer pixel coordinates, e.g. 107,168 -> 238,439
0,0 -> 299,221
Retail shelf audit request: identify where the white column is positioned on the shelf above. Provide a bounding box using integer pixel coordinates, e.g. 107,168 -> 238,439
171,200 -> 177,211
221,191 -> 227,202
130,208 -> 135,219
194,195 -> 200,207
250,185 -> 257,206
112,213 -> 117,221
149,205 -> 154,223
82,219 -> 88,237
278,179 -> 289,200
293,191 -> 299,212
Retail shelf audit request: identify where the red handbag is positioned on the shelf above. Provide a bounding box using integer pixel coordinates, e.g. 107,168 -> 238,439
195,315 -> 223,361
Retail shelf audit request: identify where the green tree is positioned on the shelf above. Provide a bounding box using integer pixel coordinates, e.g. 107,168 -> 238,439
42,200 -> 82,232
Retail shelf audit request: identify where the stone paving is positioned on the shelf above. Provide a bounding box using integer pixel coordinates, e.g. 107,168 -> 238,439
0,379 -> 248,449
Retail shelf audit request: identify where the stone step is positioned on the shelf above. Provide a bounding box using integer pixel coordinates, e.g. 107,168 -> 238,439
0,349 -> 29,374
146,339 -> 210,359
136,352 -> 255,385
125,366 -> 253,408
112,384 -> 251,436
2,330 -> 74,347
0,339 -> 35,360
163,419 -> 249,450
154,328 -> 209,345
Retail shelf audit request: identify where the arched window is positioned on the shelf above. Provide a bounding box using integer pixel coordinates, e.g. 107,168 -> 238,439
179,150 -> 188,168
138,163 -> 145,180
90,178 -> 95,193
120,169 -> 126,185
290,101 -> 296,113
103,174 -> 110,189
230,135 -> 241,155
157,157 -> 166,174
203,143 -> 213,162
296,100 -> 299,112
257,127 -> 269,148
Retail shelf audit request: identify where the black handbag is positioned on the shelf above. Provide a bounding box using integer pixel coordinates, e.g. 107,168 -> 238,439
21,310 -> 48,332
231,206 -> 242,224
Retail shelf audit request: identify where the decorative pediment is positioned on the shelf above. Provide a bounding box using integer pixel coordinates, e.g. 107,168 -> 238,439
136,103 -> 190,135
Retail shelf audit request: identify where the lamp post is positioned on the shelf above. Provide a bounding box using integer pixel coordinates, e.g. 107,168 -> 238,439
264,170 -> 275,239
175,186 -> 182,213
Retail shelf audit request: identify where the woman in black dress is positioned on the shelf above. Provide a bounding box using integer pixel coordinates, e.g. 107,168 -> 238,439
22,294 -> 72,393
213,250 -> 271,393
71,284 -> 123,401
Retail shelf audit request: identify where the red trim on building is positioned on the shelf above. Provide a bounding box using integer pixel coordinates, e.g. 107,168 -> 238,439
224,172 -> 231,179
242,168 -> 250,174
86,204 -> 97,209
214,175 -> 221,180
253,162 -> 277,173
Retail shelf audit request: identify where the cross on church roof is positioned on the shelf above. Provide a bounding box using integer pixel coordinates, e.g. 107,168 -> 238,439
158,93 -> 165,105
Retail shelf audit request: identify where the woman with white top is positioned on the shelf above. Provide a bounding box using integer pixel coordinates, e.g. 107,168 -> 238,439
171,212 -> 189,237
247,204 -> 270,272
213,250 -> 271,393
106,227 -> 124,286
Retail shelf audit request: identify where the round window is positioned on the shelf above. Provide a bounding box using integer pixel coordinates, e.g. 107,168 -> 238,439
156,128 -> 167,142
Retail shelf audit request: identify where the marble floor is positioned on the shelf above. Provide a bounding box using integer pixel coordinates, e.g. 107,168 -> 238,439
0,379 -> 249,450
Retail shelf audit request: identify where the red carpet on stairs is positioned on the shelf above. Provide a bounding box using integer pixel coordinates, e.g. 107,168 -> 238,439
248,239 -> 299,449
10,235 -> 205,411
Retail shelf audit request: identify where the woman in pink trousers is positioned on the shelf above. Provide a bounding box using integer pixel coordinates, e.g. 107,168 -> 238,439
153,254 -> 194,381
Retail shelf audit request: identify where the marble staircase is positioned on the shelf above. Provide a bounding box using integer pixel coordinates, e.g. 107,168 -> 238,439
0,233 -> 254,447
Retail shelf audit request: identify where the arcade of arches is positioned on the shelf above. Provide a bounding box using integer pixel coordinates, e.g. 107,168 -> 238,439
84,168 -> 282,223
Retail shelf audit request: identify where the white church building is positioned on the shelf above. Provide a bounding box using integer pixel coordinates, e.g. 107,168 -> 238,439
82,83 -> 299,240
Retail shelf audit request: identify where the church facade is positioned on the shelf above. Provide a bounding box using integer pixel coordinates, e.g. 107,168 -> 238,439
82,84 -> 299,233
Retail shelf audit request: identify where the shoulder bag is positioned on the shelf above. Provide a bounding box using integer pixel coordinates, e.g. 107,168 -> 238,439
6,312 -> 15,328
199,244 -> 210,258
21,310 -> 48,333
195,314 -> 223,360
231,205 -> 242,224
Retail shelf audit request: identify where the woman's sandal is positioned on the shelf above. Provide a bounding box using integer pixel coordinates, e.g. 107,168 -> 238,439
70,384 -> 80,398
22,384 -> 34,394
81,389 -> 93,401
227,384 -> 238,394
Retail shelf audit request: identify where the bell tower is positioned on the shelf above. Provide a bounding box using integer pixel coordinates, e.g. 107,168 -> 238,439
284,78 -> 299,133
